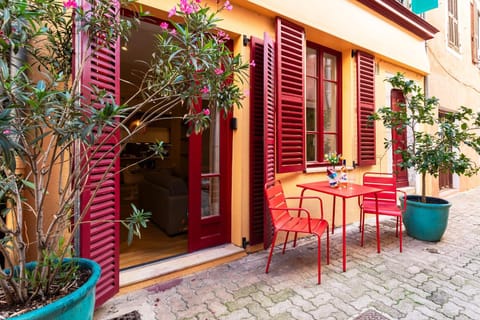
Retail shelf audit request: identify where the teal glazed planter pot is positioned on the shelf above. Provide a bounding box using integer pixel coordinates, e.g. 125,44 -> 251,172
11,258 -> 101,320
402,195 -> 452,242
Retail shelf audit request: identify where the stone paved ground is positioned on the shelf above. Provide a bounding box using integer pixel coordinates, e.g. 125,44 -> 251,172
95,187 -> 480,320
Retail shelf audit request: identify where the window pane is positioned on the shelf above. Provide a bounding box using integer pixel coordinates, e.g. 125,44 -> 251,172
323,135 -> 337,156
201,176 -> 220,217
306,47 -> 317,76
306,133 -> 317,161
201,110 -> 220,218
306,77 -> 317,103
323,82 -> 337,132
306,102 -> 317,131
323,53 -> 337,80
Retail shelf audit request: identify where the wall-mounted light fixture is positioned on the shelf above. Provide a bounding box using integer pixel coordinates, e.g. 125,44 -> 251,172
230,117 -> 238,130
351,49 -> 357,58
243,34 -> 250,47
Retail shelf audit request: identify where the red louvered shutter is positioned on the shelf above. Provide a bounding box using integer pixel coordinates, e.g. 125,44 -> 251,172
249,37 -> 265,246
77,0 -> 120,307
263,32 -> 276,249
276,18 -> 305,173
356,51 -> 376,166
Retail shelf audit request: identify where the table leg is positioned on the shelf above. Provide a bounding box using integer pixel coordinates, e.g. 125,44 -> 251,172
342,197 -> 346,272
332,195 -> 336,234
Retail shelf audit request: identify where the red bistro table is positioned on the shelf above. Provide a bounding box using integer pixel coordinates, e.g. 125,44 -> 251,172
297,181 -> 382,272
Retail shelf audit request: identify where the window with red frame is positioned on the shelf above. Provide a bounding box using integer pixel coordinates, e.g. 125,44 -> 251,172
305,44 -> 342,166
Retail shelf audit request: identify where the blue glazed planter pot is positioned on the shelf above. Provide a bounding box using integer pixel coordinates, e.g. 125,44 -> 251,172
402,195 -> 452,242
10,258 -> 101,320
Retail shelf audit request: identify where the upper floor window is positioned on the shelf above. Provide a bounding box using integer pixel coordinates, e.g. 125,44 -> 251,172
448,0 -> 459,50
472,1 -> 480,64
305,44 -> 342,166
477,9 -> 480,61
397,0 -> 412,9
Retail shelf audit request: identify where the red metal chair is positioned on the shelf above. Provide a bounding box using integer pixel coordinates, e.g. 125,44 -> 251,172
264,180 -> 329,284
359,172 -> 407,252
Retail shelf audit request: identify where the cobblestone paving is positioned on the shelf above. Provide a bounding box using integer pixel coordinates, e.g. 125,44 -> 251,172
95,187 -> 480,320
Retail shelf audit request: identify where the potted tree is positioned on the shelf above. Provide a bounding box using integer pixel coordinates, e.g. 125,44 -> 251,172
371,72 -> 480,242
0,0 -> 247,318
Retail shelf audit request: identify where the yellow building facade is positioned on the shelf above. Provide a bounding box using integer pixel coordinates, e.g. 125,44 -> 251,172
129,0 -> 438,249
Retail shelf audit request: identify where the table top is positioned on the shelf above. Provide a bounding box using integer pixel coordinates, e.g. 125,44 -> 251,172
297,181 -> 382,198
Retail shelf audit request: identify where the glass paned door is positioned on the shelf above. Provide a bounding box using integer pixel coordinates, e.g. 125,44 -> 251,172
201,115 -> 221,217
188,108 -> 231,252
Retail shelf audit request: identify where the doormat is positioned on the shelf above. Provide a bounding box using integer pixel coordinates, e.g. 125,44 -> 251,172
352,309 -> 391,320
108,310 -> 141,320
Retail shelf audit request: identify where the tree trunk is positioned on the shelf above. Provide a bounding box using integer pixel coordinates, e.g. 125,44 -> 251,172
421,173 -> 427,203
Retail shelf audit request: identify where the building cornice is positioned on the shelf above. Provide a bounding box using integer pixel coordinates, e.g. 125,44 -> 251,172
357,0 -> 439,40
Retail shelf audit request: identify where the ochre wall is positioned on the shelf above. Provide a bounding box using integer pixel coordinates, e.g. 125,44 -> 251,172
137,0 -> 430,247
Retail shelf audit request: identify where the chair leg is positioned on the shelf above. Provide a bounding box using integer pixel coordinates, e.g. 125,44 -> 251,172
360,209 -> 365,247
293,232 -> 298,248
359,208 -> 363,233
399,216 -> 403,253
266,231 -> 278,274
282,231 -> 290,254
395,216 -> 399,237
317,234 -> 321,284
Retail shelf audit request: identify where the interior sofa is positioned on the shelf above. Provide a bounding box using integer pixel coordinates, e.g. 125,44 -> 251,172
138,170 -> 188,236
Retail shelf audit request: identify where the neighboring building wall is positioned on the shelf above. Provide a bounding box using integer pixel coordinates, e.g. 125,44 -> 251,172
424,0 -> 480,194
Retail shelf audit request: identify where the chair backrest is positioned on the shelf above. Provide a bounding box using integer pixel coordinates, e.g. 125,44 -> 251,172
264,180 -> 291,228
363,172 -> 397,203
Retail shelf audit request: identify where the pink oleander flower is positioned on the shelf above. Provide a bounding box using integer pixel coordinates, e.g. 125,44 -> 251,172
200,86 -> 210,94
224,0 -> 233,11
203,109 -> 211,116
181,5 -> 194,14
214,68 -> 224,75
169,29 -> 177,35
160,22 -> 169,30
2,129 -> 11,135
250,60 -> 256,67
63,0 -> 77,9
216,30 -> 230,43
195,0 -> 201,3
180,0 -> 198,14
168,6 -> 177,17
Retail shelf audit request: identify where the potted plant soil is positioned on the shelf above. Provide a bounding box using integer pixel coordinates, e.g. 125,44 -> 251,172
371,73 -> 480,241
0,0 -> 247,318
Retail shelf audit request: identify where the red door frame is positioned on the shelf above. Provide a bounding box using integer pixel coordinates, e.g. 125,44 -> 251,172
188,111 -> 232,252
